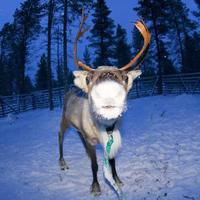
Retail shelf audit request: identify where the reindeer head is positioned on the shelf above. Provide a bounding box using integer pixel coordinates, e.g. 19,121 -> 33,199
73,9 -> 151,121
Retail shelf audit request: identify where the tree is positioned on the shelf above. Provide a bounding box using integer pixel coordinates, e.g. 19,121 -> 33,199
24,75 -> 34,93
191,32 -> 200,72
55,26 -> 64,87
113,24 -> 131,67
194,0 -> 200,18
134,0 -> 181,93
35,54 -> 48,90
182,33 -> 200,73
47,0 -> 55,110
13,0 -> 42,94
132,23 -> 155,76
159,40 -> 176,75
62,0 -> 69,86
83,46 -> 91,66
89,0 -> 115,67
0,24 -> 15,95
45,0 -> 93,109
56,0 -> 93,87
166,0 -> 197,72
135,0 -> 168,93
135,0 -> 199,76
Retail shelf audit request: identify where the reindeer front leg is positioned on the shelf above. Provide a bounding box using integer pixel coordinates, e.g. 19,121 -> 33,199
77,131 -> 101,196
103,155 -> 124,200
103,134 -> 125,200
109,158 -> 123,186
88,145 -> 101,196
85,142 -> 101,195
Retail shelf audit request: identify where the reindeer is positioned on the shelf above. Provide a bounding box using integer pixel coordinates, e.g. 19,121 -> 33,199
58,9 -> 151,200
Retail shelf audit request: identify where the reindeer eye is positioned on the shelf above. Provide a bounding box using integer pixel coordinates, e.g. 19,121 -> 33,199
86,73 -> 93,85
123,74 -> 128,84
86,76 -> 90,85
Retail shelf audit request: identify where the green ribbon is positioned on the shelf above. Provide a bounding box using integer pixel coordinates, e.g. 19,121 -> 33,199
104,134 -> 114,167
106,134 -> 114,154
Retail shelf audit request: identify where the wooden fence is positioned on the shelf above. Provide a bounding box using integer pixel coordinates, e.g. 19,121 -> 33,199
128,72 -> 200,98
0,72 -> 200,117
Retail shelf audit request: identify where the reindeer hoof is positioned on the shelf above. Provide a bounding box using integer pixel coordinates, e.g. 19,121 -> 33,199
91,181 -> 101,196
59,159 -> 69,170
115,176 -> 124,187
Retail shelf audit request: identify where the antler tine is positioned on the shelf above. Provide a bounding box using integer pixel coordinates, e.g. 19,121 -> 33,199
120,20 -> 151,71
74,8 -> 93,71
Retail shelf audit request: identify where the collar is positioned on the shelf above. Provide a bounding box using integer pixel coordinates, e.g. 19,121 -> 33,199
106,122 -> 116,135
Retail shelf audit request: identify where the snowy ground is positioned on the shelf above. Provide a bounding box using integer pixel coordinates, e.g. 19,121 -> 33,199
0,94 -> 200,200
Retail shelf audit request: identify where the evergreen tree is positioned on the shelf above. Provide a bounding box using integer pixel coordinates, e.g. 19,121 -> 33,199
55,26 -> 64,87
62,0 -> 69,84
182,33 -> 200,73
89,0 -> 115,67
13,0 -> 43,94
53,0 -> 93,87
83,46 -> 91,66
35,54 -> 48,90
134,0 -> 199,75
45,0 -> 94,108
0,23 -> 16,95
56,60 -> 65,87
132,23 -> 155,76
24,75 -> 34,93
166,0 -> 197,72
113,24 -> 131,67
134,0 -> 171,93
0,57 -> 12,96
159,41 -> 176,75
194,0 -> 200,18
47,0 -> 55,110
192,32 -> 200,72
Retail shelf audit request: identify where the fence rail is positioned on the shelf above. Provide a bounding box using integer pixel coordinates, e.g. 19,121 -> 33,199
0,72 -> 200,117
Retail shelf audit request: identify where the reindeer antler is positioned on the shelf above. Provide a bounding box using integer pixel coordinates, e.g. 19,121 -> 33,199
74,8 -> 93,71
119,20 -> 151,71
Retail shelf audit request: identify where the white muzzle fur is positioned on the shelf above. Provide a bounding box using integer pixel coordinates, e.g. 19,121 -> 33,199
89,80 -> 127,121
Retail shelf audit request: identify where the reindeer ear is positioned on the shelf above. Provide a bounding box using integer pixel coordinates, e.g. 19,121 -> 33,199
73,71 -> 89,93
126,70 -> 142,91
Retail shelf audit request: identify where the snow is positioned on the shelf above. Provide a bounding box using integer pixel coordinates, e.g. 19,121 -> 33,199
0,94 -> 200,200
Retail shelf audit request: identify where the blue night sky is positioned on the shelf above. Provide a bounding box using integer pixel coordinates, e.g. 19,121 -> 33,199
0,0 -> 22,28
0,0 -> 139,32
0,1 -> 197,46
0,0 -> 197,30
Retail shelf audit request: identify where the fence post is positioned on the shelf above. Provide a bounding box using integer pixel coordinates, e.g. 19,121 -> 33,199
151,76 -> 159,96
135,79 -> 139,98
31,94 -> 36,110
157,74 -> 163,94
58,88 -> 63,107
192,80 -> 200,94
23,95 -> 27,111
17,95 -> 21,113
0,97 -> 5,117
